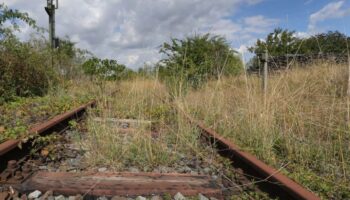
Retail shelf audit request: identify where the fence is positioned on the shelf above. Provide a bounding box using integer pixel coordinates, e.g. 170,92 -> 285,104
248,53 -> 349,74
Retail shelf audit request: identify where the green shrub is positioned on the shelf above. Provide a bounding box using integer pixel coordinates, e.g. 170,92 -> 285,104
158,33 -> 243,91
0,36 -> 57,103
0,3 -> 57,103
82,57 -> 135,81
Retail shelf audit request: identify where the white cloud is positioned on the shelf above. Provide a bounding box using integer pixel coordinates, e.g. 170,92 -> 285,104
309,1 -> 350,32
294,31 -> 310,39
127,55 -> 140,66
243,15 -> 279,34
3,0 -> 278,68
237,44 -> 248,54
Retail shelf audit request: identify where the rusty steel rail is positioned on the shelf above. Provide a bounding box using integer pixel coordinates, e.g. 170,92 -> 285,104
0,100 -> 96,157
178,108 -> 320,200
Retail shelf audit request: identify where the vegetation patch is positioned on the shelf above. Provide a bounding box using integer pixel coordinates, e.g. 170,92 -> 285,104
180,63 -> 350,199
156,33 -> 243,95
0,92 -> 92,143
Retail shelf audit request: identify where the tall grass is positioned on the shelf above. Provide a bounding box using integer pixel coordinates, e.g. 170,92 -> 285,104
80,78 -> 212,172
180,62 -> 350,199
71,63 -> 349,198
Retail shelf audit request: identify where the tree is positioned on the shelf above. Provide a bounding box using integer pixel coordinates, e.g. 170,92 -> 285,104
82,58 -> 133,81
248,29 -> 350,71
250,29 -> 350,57
248,28 -> 300,57
0,4 -> 56,103
56,37 -> 91,79
159,33 -> 243,89
301,31 -> 350,55
0,3 -> 38,37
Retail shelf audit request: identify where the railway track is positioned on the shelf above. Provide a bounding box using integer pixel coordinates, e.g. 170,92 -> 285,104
0,100 -> 320,200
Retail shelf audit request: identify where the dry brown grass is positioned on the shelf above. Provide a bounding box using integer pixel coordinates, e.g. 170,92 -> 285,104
179,62 -> 350,199
79,78 -> 214,173
69,64 -> 350,198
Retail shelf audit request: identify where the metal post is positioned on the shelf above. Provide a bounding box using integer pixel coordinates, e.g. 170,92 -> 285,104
45,0 -> 58,49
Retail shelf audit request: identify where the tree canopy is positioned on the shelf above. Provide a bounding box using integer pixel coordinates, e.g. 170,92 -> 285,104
158,33 -> 243,89
301,31 -> 350,55
249,28 -> 350,57
82,58 -> 134,81
248,28 -> 350,70
248,28 -> 300,56
0,3 -> 38,36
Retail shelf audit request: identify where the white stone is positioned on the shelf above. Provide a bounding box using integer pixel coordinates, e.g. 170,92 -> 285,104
68,196 -> 76,200
203,167 -> 211,174
174,192 -> 186,200
136,196 -> 147,200
98,167 -> 108,172
198,193 -> 209,200
28,190 -> 42,199
55,195 -> 66,200
38,166 -> 48,170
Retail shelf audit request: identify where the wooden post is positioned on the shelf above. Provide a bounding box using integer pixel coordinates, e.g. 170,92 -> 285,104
346,47 -> 350,129
263,51 -> 268,95
261,50 -> 268,107
347,51 -> 350,97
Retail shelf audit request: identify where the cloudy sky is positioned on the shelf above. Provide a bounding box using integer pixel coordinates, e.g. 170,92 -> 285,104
3,0 -> 350,69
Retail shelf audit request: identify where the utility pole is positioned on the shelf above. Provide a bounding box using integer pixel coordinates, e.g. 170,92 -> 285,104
45,0 -> 59,49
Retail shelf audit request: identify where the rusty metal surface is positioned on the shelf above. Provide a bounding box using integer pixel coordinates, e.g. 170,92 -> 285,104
0,191 -> 9,200
184,112 -> 320,200
18,172 -> 222,198
0,160 -> 36,184
0,140 -> 20,157
30,100 -> 96,134
0,100 -> 95,157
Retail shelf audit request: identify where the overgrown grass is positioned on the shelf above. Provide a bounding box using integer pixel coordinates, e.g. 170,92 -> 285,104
5,61 -> 346,199
179,62 -> 350,199
80,78 -> 209,171
0,81 -> 94,142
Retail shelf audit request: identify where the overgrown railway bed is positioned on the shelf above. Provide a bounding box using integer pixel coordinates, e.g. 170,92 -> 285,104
0,100 -> 320,200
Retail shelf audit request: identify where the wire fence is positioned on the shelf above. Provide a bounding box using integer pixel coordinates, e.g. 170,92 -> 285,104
248,53 -> 349,74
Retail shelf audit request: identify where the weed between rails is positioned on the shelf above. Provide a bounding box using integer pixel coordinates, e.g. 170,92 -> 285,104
77,78 -> 280,199
79,78 -> 210,171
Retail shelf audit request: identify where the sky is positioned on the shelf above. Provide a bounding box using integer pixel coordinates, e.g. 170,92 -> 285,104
3,0 -> 350,69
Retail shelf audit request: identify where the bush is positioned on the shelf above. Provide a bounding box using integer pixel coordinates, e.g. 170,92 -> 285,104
82,57 -> 135,81
0,3 -> 57,103
249,28 -> 350,59
55,38 -> 88,79
0,36 -> 57,103
158,33 -> 243,90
